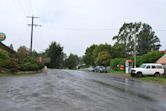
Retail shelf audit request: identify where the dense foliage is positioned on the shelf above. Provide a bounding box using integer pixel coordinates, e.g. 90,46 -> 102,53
83,22 -> 162,70
17,46 -> 29,63
83,44 -> 111,66
110,58 -> 126,71
95,51 -> 111,66
64,53 -> 80,69
110,51 -> 164,71
20,57 -> 44,71
113,22 -> 161,56
1,22 -> 163,73
134,51 -> 164,67
83,44 -> 97,66
0,49 -> 10,68
45,42 -> 64,68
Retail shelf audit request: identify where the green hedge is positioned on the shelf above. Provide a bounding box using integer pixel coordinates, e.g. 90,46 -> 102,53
131,51 -> 164,67
0,49 -> 10,68
110,51 -> 164,71
20,57 -> 44,71
110,58 -> 126,71
20,62 -> 40,71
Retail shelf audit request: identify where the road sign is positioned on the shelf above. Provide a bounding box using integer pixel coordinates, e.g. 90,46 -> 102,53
0,33 -> 6,42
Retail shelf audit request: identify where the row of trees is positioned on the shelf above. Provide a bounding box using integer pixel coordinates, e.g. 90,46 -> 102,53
17,42 -> 82,70
0,41 -> 82,72
0,22 -> 162,72
110,51 -> 164,71
0,46 -> 44,72
83,22 -> 162,68
44,22 -> 162,70
83,44 -> 111,66
43,42 -> 81,69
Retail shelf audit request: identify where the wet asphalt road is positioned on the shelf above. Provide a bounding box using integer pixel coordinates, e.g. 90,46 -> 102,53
0,69 -> 166,111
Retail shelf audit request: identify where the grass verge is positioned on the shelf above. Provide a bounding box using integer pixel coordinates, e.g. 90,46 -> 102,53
108,71 -> 166,85
140,76 -> 166,85
108,70 -> 130,78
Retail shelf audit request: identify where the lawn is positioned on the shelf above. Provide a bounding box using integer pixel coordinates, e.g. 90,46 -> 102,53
108,70 -> 130,78
140,76 -> 166,85
109,71 -> 166,85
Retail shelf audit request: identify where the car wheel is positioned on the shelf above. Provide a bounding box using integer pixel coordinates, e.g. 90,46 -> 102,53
154,72 -> 160,77
136,72 -> 142,78
131,73 -> 135,77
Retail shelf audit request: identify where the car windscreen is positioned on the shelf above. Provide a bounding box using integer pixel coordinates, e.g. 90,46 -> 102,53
139,64 -> 146,68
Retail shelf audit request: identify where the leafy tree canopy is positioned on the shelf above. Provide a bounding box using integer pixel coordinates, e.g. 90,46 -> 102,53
95,51 -> 111,66
45,41 -> 64,68
64,53 -> 80,69
17,46 -> 29,63
113,22 -> 161,56
83,44 -> 112,66
0,49 -> 10,68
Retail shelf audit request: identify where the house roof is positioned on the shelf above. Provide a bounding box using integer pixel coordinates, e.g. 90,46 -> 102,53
156,54 -> 166,64
0,42 -> 17,55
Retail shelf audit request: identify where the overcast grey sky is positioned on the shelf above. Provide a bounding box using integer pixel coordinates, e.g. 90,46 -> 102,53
0,0 -> 166,56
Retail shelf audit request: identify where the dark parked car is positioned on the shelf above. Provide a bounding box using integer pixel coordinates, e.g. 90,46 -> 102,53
94,66 -> 107,73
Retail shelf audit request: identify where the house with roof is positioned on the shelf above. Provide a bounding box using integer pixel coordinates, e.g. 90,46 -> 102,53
0,42 -> 17,58
156,53 -> 166,65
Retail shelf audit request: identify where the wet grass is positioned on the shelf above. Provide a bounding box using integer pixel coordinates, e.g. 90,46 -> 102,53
108,70 -> 130,78
108,71 -> 166,85
140,77 -> 166,85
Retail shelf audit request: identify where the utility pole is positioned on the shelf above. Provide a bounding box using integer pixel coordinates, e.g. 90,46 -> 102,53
27,16 -> 41,54
134,36 -> 137,68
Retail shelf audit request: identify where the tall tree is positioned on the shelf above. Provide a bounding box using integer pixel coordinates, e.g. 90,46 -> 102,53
45,41 -> 63,68
64,53 -> 79,69
113,22 -> 161,55
17,46 -> 29,63
93,43 -> 112,59
83,44 -> 112,66
111,43 -> 126,58
83,44 -> 97,66
95,51 -> 111,66
9,44 -> 14,50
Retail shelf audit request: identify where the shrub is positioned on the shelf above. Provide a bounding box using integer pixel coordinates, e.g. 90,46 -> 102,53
110,58 -> 126,71
0,49 -> 10,68
130,51 -> 164,67
8,59 -> 19,72
19,57 -> 44,71
20,62 -> 40,71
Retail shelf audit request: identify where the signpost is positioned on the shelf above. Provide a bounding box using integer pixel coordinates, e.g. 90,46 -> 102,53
0,33 -> 6,42
125,60 -> 134,74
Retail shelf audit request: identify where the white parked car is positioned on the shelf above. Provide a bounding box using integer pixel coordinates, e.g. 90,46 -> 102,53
88,66 -> 95,72
130,63 -> 164,77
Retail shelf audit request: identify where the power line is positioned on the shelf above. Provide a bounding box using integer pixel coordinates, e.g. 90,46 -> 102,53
16,0 -> 28,15
28,0 -> 34,15
27,16 -> 41,53
11,0 -> 26,17
42,25 -> 118,31
42,25 -> 166,32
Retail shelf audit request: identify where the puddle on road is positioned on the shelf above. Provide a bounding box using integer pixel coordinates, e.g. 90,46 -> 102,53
92,80 -> 156,102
